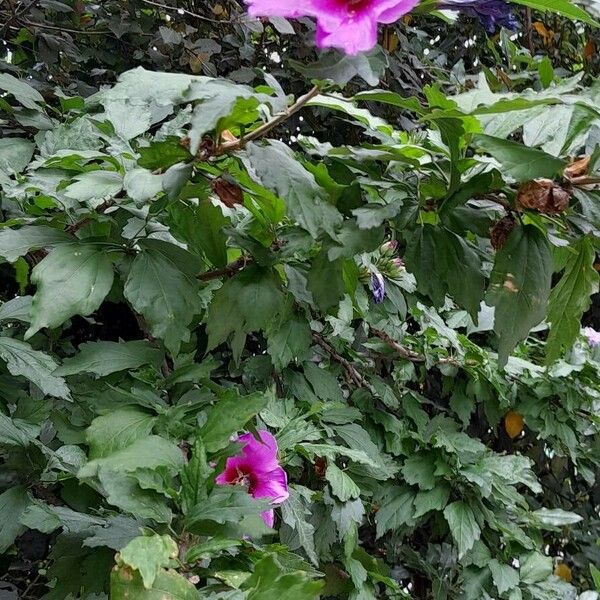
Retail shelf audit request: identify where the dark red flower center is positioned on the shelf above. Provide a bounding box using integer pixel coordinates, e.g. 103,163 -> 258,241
341,0 -> 370,10
233,466 -> 258,494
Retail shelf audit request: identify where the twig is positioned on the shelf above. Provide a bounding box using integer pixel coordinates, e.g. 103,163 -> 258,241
312,331 -> 368,388
568,175 -> 600,186
371,328 -> 425,363
18,18 -> 109,34
525,8 -> 534,55
197,255 -> 251,281
139,0 -> 232,24
66,200 -> 113,234
0,0 -> 38,35
215,85 -> 321,154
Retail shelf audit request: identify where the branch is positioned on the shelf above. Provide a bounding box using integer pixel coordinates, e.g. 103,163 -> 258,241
312,331 -> 368,388
215,85 -> 321,154
569,175 -> 600,186
18,18 -> 110,34
139,0 -> 233,24
65,200 -> 113,234
197,255 -> 251,281
371,328 -> 425,363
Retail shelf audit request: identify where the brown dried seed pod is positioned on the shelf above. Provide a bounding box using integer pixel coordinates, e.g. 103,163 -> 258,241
516,178 -> 570,214
490,216 -> 517,250
211,176 -> 244,208
564,155 -> 590,180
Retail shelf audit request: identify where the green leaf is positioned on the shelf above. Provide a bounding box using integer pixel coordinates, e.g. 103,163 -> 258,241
0,73 -> 44,109
100,472 -> 173,523
64,170 -> 124,202
185,486 -> 270,528
124,168 -> 164,203
473,134 -> 566,182
0,138 -> 35,175
290,48 -> 387,87
325,463 -> 361,502
55,340 -> 162,377
511,0 -> 600,27
520,552 -> 552,584
404,226 -> 484,319
191,199 -> 229,268
0,486 -> 30,552
0,336 -> 70,398
206,267 -> 285,351
546,236 -> 598,362
111,564 -> 200,600
281,486 -> 318,565
243,555 -> 323,600
199,390 -> 271,452
78,435 -> 184,479
375,486 -> 415,538
590,564 -> 600,590
120,534 -> 178,589
485,225 -> 553,367
267,313 -> 312,371
0,413 -> 36,446
0,296 -> 33,323
489,559 -> 519,595
246,141 -> 342,239
180,436 -> 212,515
138,140 -> 191,170
443,501 -> 481,558
26,244 -> 114,339
401,453 -> 437,491
532,508 -> 583,527
0,225 -> 71,263
413,483 -> 451,518
86,408 -> 157,459
124,240 -> 201,355
307,250 -> 345,312
187,80 -> 258,153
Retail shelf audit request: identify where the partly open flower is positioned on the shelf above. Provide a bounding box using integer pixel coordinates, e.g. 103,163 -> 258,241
216,430 -> 289,527
371,271 -> 385,303
583,327 -> 600,348
438,0 -> 518,33
245,0 -> 420,55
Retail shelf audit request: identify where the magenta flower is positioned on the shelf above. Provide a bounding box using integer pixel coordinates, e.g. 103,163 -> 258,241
583,327 -> 600,348
216,430 -> 289,527
245,0 -> 420,55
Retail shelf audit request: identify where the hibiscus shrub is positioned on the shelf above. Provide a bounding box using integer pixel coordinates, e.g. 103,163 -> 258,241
1,1 -> 600,599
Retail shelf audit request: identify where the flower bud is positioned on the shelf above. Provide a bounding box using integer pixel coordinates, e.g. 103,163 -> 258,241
371,271 -> 385,304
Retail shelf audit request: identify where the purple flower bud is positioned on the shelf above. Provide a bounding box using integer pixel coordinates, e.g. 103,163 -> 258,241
583,327 -> 600,348
391,258 -> 403,269
371,272 -> 385,304
381,240 -> 398,254
438,0 -> 518,33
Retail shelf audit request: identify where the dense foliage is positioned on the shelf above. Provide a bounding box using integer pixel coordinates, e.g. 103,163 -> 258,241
2,1 -> 600,599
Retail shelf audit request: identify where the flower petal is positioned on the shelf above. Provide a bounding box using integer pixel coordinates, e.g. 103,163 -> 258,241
215,455 -> 247,485
377,0 -> 420,23
251,466 -> 289,504
238,430 -> 280,472
316,13 -> 378,55
261,509 -> 275,528
246,0 -> 319,17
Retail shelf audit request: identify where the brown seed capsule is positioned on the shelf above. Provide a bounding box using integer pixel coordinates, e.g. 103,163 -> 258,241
211,176 -> 244,208
564,155 -> 590,180
490,215 -> 517,250
516,179 -> 570,214
314,456 -> 327,478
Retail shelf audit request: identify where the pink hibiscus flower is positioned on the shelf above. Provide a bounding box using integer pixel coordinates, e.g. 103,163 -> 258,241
583,327 -> 600,348
245,0 -> 420,55
216,430 -> 289,527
